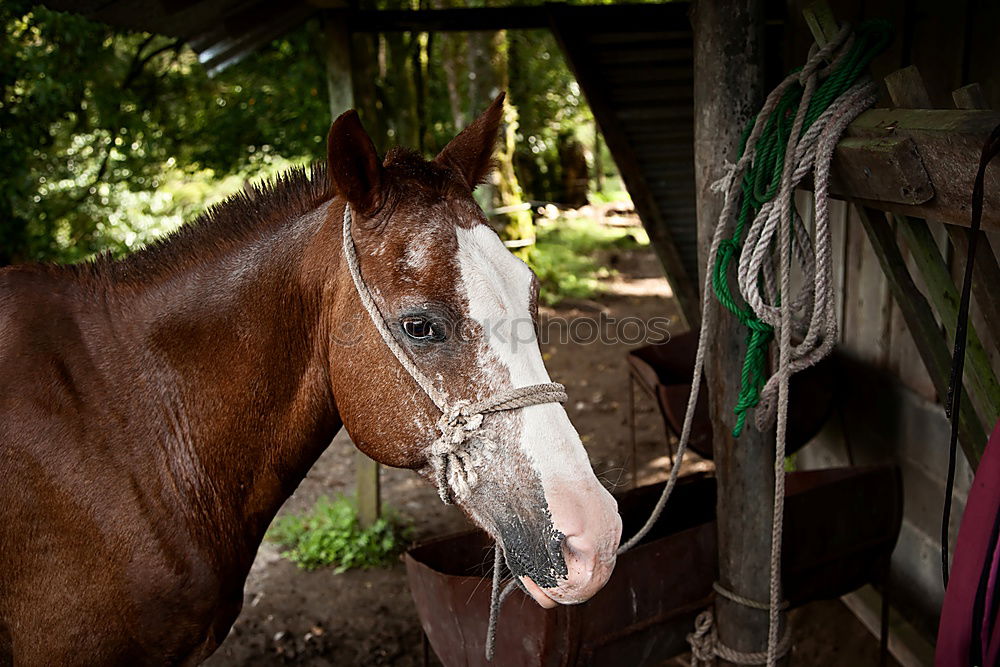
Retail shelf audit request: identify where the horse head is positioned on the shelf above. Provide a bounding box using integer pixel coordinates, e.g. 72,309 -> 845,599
324,94 -> 621,608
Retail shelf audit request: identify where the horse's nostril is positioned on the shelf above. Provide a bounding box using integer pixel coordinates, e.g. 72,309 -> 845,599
562,535 -> 597,574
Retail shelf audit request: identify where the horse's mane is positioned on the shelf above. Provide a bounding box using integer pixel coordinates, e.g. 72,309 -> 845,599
68,162 -> 333,287
60,147 -> 465,289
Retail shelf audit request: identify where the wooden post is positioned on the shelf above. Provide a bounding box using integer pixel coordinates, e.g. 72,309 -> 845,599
692,1 -> 782,664
323,12 -> 381,528
323,14 -> 355,119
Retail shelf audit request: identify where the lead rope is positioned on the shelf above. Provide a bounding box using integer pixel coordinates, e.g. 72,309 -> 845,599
340,206 -> 568,660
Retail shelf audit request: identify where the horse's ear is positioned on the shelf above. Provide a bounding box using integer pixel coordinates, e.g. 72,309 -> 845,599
434,92 -> 505,190
327,110 -> 383,215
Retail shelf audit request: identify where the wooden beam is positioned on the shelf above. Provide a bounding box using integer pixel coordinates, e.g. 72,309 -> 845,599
198,2 -> 316,75
855,207 -> 986,466
830,136 -> 933,205
338,3 -> 691,34
550,14 -> 701,328
830,108 -> 1000,230
692,1 -> 781,664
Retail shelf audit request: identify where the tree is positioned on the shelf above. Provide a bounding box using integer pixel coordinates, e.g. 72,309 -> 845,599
2,2 -> 615,266
1,3 -> 330,264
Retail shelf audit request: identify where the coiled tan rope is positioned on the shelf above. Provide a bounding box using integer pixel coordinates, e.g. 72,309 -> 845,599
688,610 -> 793,667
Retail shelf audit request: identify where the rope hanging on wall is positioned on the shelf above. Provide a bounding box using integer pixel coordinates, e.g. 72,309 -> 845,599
691,19 -> 890,665
712,20 -> 892,438
586,18 -> 891,667
483,19 -> 892,665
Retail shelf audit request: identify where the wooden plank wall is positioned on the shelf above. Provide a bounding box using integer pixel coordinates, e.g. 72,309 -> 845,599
782,0 -> 1000,641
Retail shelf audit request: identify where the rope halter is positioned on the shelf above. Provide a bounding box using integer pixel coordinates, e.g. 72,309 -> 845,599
341,205 -> 568,504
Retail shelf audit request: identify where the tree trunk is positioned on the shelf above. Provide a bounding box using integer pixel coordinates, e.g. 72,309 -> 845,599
465,30 -> 532,250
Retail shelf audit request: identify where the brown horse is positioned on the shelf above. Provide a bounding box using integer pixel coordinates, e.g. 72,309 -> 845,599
0,95 -> 621,665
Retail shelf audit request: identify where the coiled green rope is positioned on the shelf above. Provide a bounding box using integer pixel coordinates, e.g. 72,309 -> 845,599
711,20 -> 893,437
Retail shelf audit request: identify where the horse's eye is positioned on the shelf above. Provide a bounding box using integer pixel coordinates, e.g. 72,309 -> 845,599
401,316 -> 438,341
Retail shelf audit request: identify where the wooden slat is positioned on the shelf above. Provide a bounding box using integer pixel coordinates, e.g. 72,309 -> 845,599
585,31 -> 689,46
885,65 -> 1000,433
614,106 -> 694,122
896,217 -> 1000,428
950,83 -> 1000,361
881,65 -> 958,397
606,86 -> 693,105
856,207 -> 986,466
643,165 -> 699,179
907,0 -> 967,109
593,65 -> 695,85
343,2 -> 691,33
953,83 -> 989,110
594,47 -> 692,66
834,109 -> 1000,229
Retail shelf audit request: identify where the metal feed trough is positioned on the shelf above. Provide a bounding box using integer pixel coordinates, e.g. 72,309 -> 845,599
405,466 -> 902,666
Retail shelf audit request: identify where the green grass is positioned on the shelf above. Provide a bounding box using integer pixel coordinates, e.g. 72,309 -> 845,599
527,215 -> 649,305
267,495 -> 413,572
587,175 -> 631,205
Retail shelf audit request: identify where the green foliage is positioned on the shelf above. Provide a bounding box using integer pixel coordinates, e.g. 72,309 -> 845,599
587,175 -> 631,205
527,216 -> 649,305
508,30 -> 592,202
2,1 -> 629,268
267,496 -> 413,572
1,3 -> 328,264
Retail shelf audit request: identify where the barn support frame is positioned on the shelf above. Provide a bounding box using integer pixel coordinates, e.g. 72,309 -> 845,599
691,0 -> 787,663
322,13 -> 382,529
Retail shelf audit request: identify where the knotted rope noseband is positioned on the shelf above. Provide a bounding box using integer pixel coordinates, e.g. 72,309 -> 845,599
341,205 -> 568,504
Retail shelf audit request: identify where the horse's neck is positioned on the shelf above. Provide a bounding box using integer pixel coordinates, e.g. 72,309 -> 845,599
108,199 -> 343,569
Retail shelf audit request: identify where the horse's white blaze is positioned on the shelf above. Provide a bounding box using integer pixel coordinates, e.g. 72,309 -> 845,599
455,223 -> 621,606
456,225 -> 621,607
455,225 -> 592,483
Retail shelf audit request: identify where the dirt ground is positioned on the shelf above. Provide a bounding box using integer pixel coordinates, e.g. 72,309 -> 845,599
204,225 -> 896,666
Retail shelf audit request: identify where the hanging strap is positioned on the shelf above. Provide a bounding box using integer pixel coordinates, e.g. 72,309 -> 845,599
941,122 -> 1000,587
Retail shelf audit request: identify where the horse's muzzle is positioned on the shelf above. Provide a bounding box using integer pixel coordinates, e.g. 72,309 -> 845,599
518,480 -> 623,608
